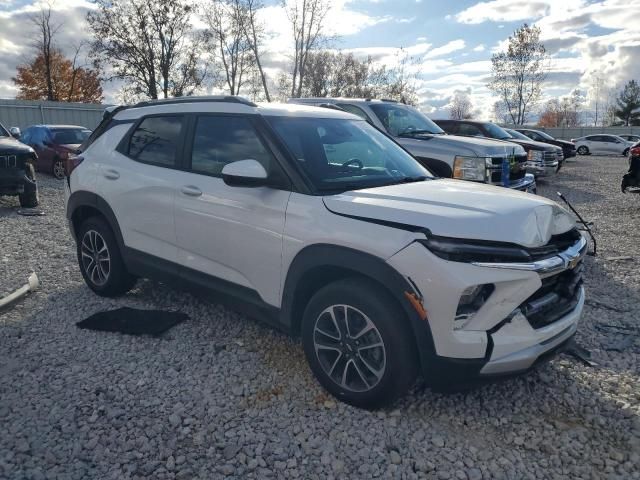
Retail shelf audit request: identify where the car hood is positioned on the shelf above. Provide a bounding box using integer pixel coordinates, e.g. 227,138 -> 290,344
323,179 -> 575,248
0,136 -> 34,155
554,139 -> 575,148
505,138 -> 558,151
402,134 -> 526,157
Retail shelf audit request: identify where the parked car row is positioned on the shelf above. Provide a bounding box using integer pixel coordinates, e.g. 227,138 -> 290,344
0,123 -> 92,207
11,124 -> 91,179
63,96 -> 588,408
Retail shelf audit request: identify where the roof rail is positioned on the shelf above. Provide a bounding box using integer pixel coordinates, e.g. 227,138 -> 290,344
380,98 -> 399,103
132,95 -> 257,108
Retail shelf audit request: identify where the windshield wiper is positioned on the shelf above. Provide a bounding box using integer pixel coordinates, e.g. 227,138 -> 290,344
398,129 -> 437,137
395,175 -> 429,183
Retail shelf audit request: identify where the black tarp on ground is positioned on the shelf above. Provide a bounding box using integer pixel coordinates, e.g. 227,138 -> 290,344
76,307 -> 188,336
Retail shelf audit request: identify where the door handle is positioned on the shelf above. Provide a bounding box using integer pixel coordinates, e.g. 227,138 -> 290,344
181,185 -> 202,197
103,169 -> 120,180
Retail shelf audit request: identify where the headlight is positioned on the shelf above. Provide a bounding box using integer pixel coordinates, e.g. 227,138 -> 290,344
527,150 -> 543,162
453,156 -> 487,182
419,235 -> 531,263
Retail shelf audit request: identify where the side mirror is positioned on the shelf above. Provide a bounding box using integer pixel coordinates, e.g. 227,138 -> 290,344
9,127 -> 20,139
221,159 -> 268,187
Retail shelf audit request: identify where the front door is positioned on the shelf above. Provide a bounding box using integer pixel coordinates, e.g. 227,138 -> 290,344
174,114 -> 290,307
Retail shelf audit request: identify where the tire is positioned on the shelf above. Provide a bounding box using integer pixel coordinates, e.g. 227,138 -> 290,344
18,164 -> 39,208
52,158 -> 65,179
301,277 -> 418,409
623,148 -> 629,157
577,146 -> 589,155
76,216 -> 137,297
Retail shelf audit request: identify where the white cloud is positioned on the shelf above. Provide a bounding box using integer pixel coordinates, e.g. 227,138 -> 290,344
473,44 -> 485,52
424,40 -> 466,59
455,0 -> 551,24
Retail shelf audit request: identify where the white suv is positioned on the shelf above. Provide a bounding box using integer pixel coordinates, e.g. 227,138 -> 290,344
65,96 -> 586,408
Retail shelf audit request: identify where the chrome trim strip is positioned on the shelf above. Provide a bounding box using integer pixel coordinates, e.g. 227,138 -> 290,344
472,235 -> 587,277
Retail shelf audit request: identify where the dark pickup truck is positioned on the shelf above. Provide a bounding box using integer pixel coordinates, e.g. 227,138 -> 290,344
0,123 -> 39,208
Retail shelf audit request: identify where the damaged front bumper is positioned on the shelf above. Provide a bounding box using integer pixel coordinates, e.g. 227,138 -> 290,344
388,233 -> 586,385
480,287 -> 584,374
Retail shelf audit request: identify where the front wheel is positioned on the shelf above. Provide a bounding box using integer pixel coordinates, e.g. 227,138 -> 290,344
18,164 -> 39,208
301,278 -> 418,409
623,148 -> 630,157
76,217 -> 137,297
577,146 -> 589,155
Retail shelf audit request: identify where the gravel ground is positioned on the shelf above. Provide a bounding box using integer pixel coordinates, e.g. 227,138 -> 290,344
1,157 -> 639,480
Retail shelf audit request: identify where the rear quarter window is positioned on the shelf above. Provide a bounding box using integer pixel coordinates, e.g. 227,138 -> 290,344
127,116 -> 184,167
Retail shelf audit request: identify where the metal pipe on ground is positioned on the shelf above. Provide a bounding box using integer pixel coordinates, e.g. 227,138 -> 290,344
0,273 -> 39,309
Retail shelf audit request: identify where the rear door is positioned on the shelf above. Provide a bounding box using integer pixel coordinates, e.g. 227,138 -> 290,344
586,136 -> 604,154
173,114 -> 291,307
97,114 -> 183,265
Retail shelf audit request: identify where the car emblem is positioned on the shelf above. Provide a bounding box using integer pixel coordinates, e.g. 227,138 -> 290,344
567,256 -> 580,269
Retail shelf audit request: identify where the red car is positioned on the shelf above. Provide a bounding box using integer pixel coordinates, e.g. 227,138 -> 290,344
19,125 -> 91,179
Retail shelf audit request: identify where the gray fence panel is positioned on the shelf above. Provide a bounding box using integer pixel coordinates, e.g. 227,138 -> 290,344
0,99 -> 112,130
503,125 -> 640,141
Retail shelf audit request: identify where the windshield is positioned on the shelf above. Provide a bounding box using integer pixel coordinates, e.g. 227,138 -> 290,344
533,129 -> 554,141
368,103 -> 444,136
505,129 -> 531,141
484,123 -> 512,140
51,128 -> 91,145
0,123 -> 9,137
266,116 -> 433,193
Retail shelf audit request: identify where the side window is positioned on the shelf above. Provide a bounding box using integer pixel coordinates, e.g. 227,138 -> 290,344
190,115 -> 274,176
128,116 -> 183,167
457,123 -> 482,136
528,131 -> 541,141
336,104 -> 372,122
437,122 -> 456,134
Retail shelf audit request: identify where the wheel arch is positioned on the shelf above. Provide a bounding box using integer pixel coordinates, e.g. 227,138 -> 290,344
67,191 -> 124,250
280,244 -> 437,369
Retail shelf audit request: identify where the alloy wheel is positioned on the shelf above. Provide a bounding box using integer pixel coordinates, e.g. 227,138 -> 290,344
313,304 -> 386,392
81,230 -> 111,286
53,160 -> 65,179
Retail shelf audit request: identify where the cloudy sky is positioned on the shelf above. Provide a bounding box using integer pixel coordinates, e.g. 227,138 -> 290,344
0,0 -> 639,119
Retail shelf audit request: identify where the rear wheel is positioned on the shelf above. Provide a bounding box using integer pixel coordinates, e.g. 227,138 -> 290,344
18,164 -> 39,208
53,158 -> 65,179
577,146 -> 589,155
76,216 -> 136,297
623,148 -> 630,157
301,277 -> 418,409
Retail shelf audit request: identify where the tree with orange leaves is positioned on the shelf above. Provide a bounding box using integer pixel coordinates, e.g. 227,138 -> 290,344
13,49 -> 103,103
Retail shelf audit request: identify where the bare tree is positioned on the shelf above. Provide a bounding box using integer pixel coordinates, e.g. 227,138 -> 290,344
284,0 -> 331,98
204,0 -> 255,95
488,24 -> 547,125
30,4 -> 61,101
379,48 -> 419,105
87,0 -> 207,100
241,0 -> 271,101
449,92 -> 473,120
